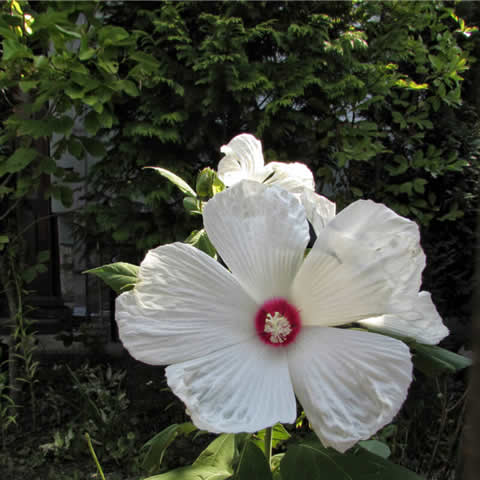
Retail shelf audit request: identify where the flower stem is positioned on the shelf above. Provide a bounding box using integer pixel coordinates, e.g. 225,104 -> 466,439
85,432 -> 106,480
264,426 -> 273,468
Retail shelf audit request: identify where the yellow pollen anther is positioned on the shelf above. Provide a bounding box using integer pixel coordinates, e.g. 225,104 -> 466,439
264,312 -> 292,343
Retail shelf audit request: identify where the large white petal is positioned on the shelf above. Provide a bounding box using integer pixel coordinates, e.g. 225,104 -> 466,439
292,199 -> 425,327
288,327 -> 412,452
298,189 -> 336,235
359,291 -> 449,345
327,199 -> 425,301
116,243 -> 257,365
218,134 -> 265,186
264,161 -> 315,194
166,338 -> 296,433
203,180 -> 309,304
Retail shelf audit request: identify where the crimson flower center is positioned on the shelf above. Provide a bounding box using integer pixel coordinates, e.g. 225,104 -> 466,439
254,298 -> 301,347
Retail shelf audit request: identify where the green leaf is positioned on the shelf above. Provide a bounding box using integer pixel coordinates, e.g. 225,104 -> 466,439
235,440 -> 272,480
68,138 -> 84,159
2,38 -> 32,61
412,343 -> 472,377
79,47 -> 96,61
84,262 -> 139,293
363,327 -> 471,377
55,24 -> 81,39
281,439 -> 426,480
185,229 -> 216,258
252,424 -> 291,453
50,184 -> 73,208
194,434 -> 236,469
145,434 -> 236,480
142,423 -> 197,474
97,58 -> 119,74
118,79 -> 140,97
413,178 -> 427,194
84,111 -> 102,134
0,148 -> 37,176
183,197 -> 203,215
81,137 -> 106,157
97,25 -> 130,46
37,250 -> 50,263
358,439 -> 391,459
280,443 -> 351,480
146,167 -> 197,197
65,85 -> 85,100
0,235 -> 9,252
19,80 -> 37,93
22,266 -> 38,284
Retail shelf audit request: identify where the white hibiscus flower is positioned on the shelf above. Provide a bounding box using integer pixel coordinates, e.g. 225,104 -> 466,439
218,132 -> 336,236
116,180 -> 448,453
218,133 -> 315,195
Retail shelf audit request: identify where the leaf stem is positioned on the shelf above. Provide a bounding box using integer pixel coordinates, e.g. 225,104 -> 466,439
264,426 -> 273,468
85,432 -> 106,480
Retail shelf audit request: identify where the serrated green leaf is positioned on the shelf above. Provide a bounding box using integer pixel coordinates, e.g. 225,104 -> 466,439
84,262 -> 139,293
147,167 -> 197,197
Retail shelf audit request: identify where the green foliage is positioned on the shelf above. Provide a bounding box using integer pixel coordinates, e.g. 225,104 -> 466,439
39,363 -> 139,468
364,327 -> 472,376
3,2 -> 477,297
280,438 -> 426,480
141,423 -> 198,475
145,434 -> 236,480
251,424 -> 291,453
0,4 -> 477,477
234,440 -> 272,480
148,167 -> 197,198
185,229 -> 216,258
412,343 -> 472,377
0,372 -> 17,450
84,262 -> 139,294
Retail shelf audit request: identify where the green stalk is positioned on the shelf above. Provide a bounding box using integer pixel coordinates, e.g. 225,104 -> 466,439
85,432 -> 106,480
264,426 -> 273,468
